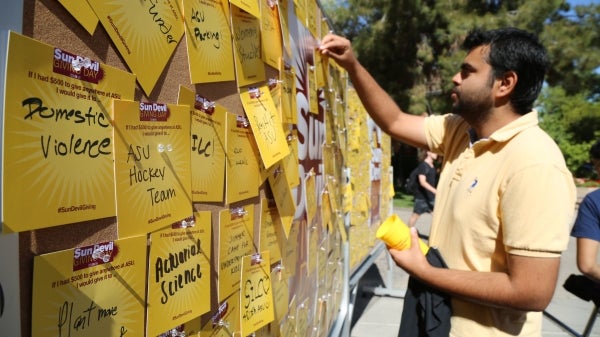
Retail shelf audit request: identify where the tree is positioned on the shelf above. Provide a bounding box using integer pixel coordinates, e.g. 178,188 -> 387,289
322,0 -> 600,177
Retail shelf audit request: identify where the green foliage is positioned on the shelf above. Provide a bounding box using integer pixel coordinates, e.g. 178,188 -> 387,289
538,86 -> 600,176
323,0 -> 600,177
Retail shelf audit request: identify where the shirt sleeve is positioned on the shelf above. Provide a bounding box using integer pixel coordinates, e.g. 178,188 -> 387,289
571,191 -> 600,241
501,164 -> 575,257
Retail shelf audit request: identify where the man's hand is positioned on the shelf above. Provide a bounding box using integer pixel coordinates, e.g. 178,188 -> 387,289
388,226 -> 431,278
319,33 -> 357,70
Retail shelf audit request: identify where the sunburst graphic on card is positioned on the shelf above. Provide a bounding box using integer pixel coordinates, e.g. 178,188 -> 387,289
2,32 -> 135,233
31,236 -> 147,337
88,0 -> 184,95
184,0 -> 235,83
113,100 -> 193,238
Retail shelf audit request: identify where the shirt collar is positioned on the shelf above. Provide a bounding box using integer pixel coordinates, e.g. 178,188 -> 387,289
468,110 -> 539,146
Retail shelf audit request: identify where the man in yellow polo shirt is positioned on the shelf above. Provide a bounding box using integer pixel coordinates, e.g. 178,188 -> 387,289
320,28 -> 576,336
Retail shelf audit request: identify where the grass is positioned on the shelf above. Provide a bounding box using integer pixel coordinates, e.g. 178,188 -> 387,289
393,191 -> 414,209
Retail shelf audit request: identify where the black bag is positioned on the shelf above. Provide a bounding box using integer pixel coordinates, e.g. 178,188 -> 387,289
405,167 -> 420,193
563,274 -> 600,307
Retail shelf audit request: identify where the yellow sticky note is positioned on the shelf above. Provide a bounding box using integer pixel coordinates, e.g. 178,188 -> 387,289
183,0 -> 235,83
240,85 -> 289,169
178,87 -> 227,202
2,32 -> 135,233
240,251 -> 275,336
267,163 -> 296,238
32,235 -> 147,337
231,5 -> 265,87
58,0 -> 99,35
226,113 -> 260,204
259,198 -> 283,262
218,206 -> 255,301
146,211 -> 212,336
88,0 -> 184,95
113,100 -> 193,237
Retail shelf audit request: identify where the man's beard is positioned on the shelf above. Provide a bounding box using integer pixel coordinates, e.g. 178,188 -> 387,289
451,90 -> 493,126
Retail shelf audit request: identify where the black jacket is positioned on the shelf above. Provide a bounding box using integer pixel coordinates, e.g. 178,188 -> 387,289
398,247 -> 452,337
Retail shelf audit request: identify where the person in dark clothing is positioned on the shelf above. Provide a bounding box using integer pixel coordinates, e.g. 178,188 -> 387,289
408,151 -> 438,228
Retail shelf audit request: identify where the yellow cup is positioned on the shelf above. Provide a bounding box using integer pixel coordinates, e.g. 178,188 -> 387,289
376,214 -> 429,254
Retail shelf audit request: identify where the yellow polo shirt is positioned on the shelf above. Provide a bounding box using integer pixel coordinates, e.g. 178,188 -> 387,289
424,111 -> 576,337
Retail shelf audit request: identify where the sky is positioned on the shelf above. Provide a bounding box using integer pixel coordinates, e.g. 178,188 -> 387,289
568,0 -> 600,5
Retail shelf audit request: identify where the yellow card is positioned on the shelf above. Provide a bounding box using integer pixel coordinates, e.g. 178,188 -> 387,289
201,292 -> 241,337
268,78 -> 283,125
304,169 -> 317,226
178,87 -> 227,202
31,235 -> 147,337
293,0 -> 307,28
146,211 -> 212,336
87,0 -> 184,95
306,0 -> 319,38
58,0 -> 99,35
156,316 -> 201,336
283,133 -> 301,188
231,5 -> 266,87
280,61 -> 298,124
218,206 -> 255,301
2,32 -> 135,233
183,0 -> 235,83
113,100 -> 193,238
280,317 -> 295,337
260,0 -> 283,69
321,13 -> 331,39
321,187 -> 332,232
259,198 -> 283,262
267,163 -> 296,238
271,266 -> 289,323
277,0 -> 292,58
226,113 -> 260,204
240,85 -> 289,169
229,0 -> 260,18
308,226 -> 318,275
308,65 -> 319,114
314,47 -> 327,90
254,324 -> 278,337
281,220 -> 299,279
240,251 -> 275,336
295,298 -> 309,337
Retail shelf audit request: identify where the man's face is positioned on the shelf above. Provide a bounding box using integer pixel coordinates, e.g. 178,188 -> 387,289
451,45 -> 496,125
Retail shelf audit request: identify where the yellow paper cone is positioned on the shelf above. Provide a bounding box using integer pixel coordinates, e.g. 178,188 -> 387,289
376,214 -> 429,254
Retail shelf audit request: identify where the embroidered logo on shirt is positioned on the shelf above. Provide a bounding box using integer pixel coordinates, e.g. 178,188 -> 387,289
468,178 -> 478,193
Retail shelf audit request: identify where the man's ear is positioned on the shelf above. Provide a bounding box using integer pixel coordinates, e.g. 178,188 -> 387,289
496,70 -> 517,98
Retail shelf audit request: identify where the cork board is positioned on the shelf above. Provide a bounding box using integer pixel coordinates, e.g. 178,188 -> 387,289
16,0 -> 273,335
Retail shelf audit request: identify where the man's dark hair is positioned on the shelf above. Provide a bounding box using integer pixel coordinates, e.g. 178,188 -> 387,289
590,140 -> 600,160
463,27 -> 549,115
